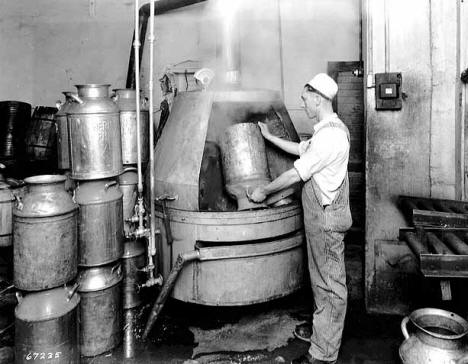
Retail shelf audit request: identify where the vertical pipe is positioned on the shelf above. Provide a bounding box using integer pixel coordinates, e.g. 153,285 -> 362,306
134,0 -> 143,195
384,0 -> 390,73
148,1 -> 157,268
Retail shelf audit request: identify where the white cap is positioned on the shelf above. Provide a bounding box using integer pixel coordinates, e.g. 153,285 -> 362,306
306,73 -> 338,100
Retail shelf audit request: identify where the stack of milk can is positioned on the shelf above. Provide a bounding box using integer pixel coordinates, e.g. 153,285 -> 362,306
67,84 -> 125,357
113,89 -> 149,358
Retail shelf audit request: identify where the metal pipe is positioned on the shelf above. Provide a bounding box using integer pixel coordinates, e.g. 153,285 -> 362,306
148,0 -> 156,276
142,250 -> 200,339
444,232 -> 468,255
126,0 -> 207,89
134,0 -> 143,196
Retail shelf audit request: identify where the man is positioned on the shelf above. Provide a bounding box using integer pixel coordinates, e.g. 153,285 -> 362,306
248,73 -> 352,364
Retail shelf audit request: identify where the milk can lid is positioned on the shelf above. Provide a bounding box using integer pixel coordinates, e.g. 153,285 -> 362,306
15,286 -> 80,322
77,263 -> 123,292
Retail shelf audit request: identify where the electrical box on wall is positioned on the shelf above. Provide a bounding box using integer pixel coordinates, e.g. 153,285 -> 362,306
375,72 -> 402,110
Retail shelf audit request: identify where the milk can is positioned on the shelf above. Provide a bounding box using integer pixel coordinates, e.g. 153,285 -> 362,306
75,179 -> 124,266
119,167 -> 138,237
122,240 -> 146,309
219,123 -> 271,210
13,175 -> 78,291
77,263 -> 123,357
15,285 -> 80,364
399,308 -> 468,364
67,84 -> 123,180
55,92 -> 75,170
113,89 -> 149,166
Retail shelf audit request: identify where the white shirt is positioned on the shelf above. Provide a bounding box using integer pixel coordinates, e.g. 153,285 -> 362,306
293,114 -> 349,205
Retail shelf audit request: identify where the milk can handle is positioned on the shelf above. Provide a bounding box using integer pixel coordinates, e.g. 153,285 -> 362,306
70,94 -> 84,104
456,355 -> 468,364
67,283 -> 79,301
14,194 -> 23,211
401,316 -> 410,340
105,181 -> 118,190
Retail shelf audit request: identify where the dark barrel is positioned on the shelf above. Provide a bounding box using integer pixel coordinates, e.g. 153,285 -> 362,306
25,106 -> 58,163
0,101 -> 31,162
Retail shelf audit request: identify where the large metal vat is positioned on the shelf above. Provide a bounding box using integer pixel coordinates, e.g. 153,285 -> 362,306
119,167 -> 138,238
0,173 -> 14,247
75,179 -> 123,266
67,84 -> 122,180
400,308 -> 468,364
122,240 -> 146,309
15,286 -> 80,364
25,106 -> 58,163
55,92 -> 74,170
13,175 -> 78,291
220,123 -> 270,210
151,90 -> 304,306
0,101 -> 31,162
77,263 -> 123,357
113,89 -> 149,166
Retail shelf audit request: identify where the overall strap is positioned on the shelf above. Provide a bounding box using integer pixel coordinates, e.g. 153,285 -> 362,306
313,119 -> 350,141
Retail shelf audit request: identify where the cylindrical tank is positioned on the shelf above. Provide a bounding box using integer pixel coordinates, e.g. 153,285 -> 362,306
67,84 -> 122,180
122,240 -> 146,309
15,286 -> 80,364
0,180 -> 14,247
13,175 -> 78,291
77,263 -> 123,357
25,106 -> 58,162
75,179 -> 123,266
113,89 -> 149,166
0,101 -> 31,163
119,167 -> 138,237
55,92 -> 75,170
219,123 -> 271,210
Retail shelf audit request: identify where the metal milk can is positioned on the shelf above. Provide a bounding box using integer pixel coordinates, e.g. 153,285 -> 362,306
67,84 -> 123,180
75,179 -> 124,266
119,167 -> 138,237
122,240 -> 146,309
15,285 -> 80,364
400,308 -> 468,364
55,92 -> 75,170
77,263 -> 123,357
113,89 -> 149,166
219,123 -> 271,210
13,175 -> 78,291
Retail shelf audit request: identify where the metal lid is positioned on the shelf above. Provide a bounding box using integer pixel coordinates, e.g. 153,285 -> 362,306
123,240 -> 146,259
15,286 -> 80,322
119,169 -> 138,185
78,263 -> 123,292
75,179 -> 122,204
24,174 -> 67,185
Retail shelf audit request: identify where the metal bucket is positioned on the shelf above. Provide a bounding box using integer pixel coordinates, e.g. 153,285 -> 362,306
75,179 -> 124,266
15,285 -> 80,364
113,89 -> 149,166
55,92 -> 75,170
219,123 -> 270,210
13,175 -> 78,291
0,101 -> 31,162
400,308 -> 468,364
25,106 -> 58,162
122,240 -> 146,309
77,263 -> 123,357
67,84 -> 122,180
119,167 -> 138,237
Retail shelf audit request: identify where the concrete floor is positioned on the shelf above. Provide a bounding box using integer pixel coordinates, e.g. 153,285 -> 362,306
85,289 -> 403,364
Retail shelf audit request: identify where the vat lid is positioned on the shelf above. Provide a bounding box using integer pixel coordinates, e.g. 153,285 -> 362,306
123,240 -> 146,258
77,263 -> 123,292
15,286 -> 80,321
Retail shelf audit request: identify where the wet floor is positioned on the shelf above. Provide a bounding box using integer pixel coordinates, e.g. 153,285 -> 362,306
83,289 -> 402,364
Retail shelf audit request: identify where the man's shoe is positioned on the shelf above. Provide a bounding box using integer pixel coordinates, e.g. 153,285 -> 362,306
293,322 -> 312,343
290,353 -> 337,364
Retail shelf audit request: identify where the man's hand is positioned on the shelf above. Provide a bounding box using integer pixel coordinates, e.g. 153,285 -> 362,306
246,186 -> 267,203
257,122 -> 272,140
